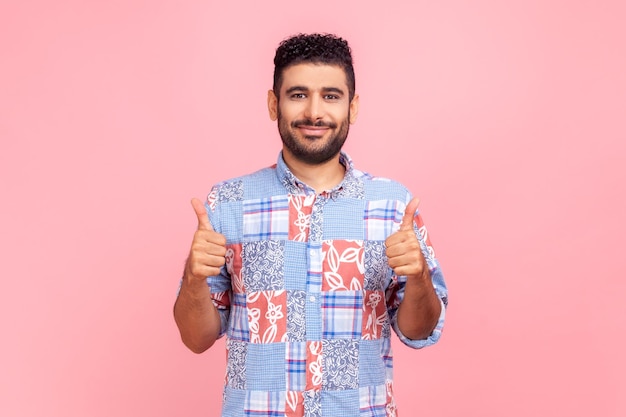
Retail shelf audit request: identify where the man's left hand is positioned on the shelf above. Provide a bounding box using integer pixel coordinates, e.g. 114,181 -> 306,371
385,197 -> 427,277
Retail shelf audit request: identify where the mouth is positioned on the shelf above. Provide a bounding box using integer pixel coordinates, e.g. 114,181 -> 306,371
293,121 -> 336,138
297,126 -> 330,137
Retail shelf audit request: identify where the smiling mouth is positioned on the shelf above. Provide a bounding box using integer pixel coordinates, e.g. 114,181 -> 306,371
293,121 -> 336,137
293,120 -> 337,129
298,126 -> 329,137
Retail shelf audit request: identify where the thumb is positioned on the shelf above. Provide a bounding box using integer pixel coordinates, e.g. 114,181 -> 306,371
191,197 -> 214,231
399,197 -> 420,231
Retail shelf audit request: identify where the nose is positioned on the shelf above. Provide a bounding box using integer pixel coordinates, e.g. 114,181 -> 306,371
303,95 -> 323,120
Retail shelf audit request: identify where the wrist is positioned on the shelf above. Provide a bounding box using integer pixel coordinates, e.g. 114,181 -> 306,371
182,269 -> 210,292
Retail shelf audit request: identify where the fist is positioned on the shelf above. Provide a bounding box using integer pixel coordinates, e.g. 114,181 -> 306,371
185,197 -> 227,282
385,197 -> 427,277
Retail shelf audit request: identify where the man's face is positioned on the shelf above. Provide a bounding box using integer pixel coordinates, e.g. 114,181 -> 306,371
268,63 -> 359,165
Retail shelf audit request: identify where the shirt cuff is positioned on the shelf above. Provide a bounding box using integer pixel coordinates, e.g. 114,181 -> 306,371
393,296 -> 447,349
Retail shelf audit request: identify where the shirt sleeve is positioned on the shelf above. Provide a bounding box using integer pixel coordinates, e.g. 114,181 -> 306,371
175,272 -> 232,340
206,269 -> 232,339
204,187 -> 233,339
386,202 -> 448,349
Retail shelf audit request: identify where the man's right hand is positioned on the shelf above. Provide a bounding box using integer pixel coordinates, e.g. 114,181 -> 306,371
184,198 -> 227,283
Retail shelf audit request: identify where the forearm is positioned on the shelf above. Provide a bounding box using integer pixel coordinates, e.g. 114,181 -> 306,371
396,270 -> 442,341
173,275 -> 222,353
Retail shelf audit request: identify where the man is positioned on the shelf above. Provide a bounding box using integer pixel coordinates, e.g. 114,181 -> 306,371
174,33 -> 448,417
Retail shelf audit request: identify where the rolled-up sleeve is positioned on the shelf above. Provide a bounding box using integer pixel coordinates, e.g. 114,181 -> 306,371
205,189 -> 233,339
206,268 -> 232,339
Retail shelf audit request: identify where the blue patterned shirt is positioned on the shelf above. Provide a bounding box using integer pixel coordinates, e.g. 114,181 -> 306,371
202,152 -> 447,417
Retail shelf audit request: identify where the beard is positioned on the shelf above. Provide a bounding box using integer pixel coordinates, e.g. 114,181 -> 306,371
277,108 -> 350,165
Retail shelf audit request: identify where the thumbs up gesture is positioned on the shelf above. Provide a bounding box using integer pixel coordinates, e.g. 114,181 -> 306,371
385,197 -> 427,277
184,198 -> 227,283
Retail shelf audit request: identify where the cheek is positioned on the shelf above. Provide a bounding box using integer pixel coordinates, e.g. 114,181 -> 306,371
333,105 -> 351,121
278,102 -> 302,119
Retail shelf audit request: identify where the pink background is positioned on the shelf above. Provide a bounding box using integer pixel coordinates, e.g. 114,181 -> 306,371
2,1 -> 625,416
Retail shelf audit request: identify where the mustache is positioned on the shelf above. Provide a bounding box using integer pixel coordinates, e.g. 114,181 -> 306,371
292,119 -> 337,129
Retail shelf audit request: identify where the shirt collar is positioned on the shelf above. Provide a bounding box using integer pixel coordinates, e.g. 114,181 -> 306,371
276,151 -> 357,197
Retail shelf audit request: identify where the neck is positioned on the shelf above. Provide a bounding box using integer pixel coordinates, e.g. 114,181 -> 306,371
282,150 -> 346,193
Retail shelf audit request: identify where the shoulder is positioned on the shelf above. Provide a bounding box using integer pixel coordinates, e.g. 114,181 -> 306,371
207,165 -> 280,208
352,167 -> 411,201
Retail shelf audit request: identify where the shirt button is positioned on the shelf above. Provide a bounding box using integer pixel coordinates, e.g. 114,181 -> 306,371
309,295 -> 316,302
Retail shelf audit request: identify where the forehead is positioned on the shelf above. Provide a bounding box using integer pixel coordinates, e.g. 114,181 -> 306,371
279,63 -> 348,92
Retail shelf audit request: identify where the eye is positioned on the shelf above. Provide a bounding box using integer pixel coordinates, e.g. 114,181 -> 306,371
291,93 -> 306,99
324,94 -> 340,100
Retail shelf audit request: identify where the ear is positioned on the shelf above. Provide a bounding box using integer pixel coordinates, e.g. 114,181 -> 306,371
267,90 -> 278,121
349,94 -> 360,124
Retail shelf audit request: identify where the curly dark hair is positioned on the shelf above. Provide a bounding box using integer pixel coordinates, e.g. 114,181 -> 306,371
272,33 -> 355,101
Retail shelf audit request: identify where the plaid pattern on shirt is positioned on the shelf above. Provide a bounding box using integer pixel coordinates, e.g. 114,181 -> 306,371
202,152 -> 447,417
